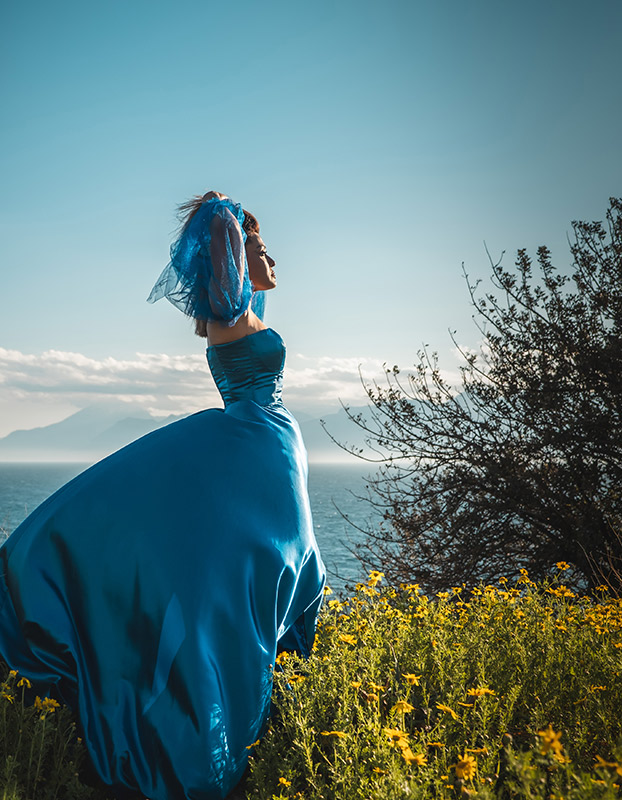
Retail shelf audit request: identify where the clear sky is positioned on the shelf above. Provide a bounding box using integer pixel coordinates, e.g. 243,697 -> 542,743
1,0 -> 620,436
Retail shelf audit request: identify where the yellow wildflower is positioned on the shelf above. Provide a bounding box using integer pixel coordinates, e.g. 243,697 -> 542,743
436,702 -> 458,720
368,570 -> 384,587
454,753 -> 477,780
1,690 -> 14,704
466,687 -> 495,697
594,755 -> 622,776
350,681 -> 362,689
401,747 -> 427,766
384,728 -> 409,749
275,652 -> 289,666
427,742 -> 445,748
34,696 -> 60,715
457,702 -> 474,708
403,673 -> 421,686
555,561 -> 570,571
537,725 -> 563,758
17,677 -> 32,689
365,692 -> 379,703
320,730 -> 347,738
368,681 -> 385,692
288,674 -> 305,684
246,739 -> 261,750
323,585 -> 333,595
392,700 -> 415,714
278,777 -> 291,787
338,634 -> 357,646
9,670 -> 18,678
372,767 -> 387,775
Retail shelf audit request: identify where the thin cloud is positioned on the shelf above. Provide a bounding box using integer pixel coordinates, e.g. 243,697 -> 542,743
0,346 -> 468,438
0,348 -> 386,425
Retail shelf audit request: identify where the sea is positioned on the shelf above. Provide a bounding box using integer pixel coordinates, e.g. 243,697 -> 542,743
0,461 -> 382,593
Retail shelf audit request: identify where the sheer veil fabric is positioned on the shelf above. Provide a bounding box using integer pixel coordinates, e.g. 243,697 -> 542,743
147,197 -> 266,325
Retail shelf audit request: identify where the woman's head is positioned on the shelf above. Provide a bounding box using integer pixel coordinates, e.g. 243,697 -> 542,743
180,193 -> 276,336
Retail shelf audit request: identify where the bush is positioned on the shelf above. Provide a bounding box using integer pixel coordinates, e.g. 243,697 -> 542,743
245,569 -> 622,799
338,198 -> 622,593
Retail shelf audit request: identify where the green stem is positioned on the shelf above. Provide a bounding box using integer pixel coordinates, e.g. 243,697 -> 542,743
33,713 -> 47,793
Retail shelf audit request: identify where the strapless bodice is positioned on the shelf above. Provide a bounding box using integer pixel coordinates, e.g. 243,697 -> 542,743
207,328 -> 285,407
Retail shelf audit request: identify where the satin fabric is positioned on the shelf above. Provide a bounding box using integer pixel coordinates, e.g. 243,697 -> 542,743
0,328 -> 325,799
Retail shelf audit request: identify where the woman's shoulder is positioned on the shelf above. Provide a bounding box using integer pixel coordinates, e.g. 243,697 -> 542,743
207,327 -> 283,353
206,309 -> 269,346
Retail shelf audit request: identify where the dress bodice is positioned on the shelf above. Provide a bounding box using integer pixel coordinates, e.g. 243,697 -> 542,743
207,328 -> 285,407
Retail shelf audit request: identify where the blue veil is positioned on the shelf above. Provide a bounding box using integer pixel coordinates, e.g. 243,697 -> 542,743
147,197 -> 265,325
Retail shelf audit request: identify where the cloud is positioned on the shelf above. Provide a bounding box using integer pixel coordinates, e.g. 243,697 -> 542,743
0,347 -> 399,434
0,346 -> 216,410
284,353 -> 388,411
0,345 -> 469,433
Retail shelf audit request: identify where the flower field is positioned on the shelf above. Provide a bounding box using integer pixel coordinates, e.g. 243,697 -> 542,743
245,567 -> 622,799
1,566 -> 621,798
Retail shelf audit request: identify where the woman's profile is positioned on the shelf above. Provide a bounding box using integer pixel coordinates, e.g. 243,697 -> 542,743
0,192 -> 325,799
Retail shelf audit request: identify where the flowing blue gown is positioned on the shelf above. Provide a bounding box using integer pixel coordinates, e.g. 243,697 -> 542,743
0,327 -> 325,799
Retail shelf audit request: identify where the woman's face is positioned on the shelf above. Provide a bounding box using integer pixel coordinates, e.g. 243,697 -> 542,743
245,233 -> 277,291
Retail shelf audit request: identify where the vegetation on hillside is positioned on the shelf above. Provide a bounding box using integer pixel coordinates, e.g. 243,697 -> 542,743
246,568 -> 622,799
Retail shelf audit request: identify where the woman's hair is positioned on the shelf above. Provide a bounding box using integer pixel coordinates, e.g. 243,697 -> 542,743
177,194 -> 259,236
178,194 -> 259,338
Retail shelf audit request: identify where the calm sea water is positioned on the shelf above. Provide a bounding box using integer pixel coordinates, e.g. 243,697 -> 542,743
0,462 -> 381,592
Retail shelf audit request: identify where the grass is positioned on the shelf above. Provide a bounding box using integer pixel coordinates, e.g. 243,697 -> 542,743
1,565 -> 621,798
0,672 -> 111,799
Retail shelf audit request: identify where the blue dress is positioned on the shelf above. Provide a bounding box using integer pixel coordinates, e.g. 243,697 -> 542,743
0,327 -> 325,799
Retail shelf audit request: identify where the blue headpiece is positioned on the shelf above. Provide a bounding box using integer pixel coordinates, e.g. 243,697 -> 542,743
147,197 -> 265,325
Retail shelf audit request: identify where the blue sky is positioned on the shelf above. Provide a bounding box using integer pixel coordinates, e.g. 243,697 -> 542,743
1,0 -> 620,436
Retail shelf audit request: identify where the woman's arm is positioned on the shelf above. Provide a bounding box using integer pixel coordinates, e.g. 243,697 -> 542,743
206,204 -> 266,345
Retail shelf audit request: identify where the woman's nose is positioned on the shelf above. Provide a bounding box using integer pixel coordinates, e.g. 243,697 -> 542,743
268,255 -> 276,267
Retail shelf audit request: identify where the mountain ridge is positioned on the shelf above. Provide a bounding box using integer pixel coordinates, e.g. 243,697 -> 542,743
0,404 -> 372,464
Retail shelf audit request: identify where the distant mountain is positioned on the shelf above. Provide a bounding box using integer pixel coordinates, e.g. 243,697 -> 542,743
298,406 -> 375,463
0,404 -> 183,462
0,403 -> 373,463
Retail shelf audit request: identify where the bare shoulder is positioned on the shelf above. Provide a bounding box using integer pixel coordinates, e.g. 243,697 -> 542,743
206,310 -> 267,345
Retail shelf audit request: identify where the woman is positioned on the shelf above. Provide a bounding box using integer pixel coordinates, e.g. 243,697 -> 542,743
0,192 -> 325,799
